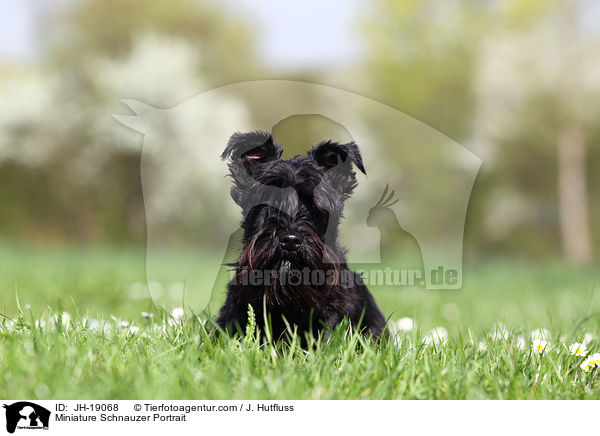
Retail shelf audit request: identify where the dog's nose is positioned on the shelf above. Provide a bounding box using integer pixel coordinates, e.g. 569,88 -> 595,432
280,233 -> 301,251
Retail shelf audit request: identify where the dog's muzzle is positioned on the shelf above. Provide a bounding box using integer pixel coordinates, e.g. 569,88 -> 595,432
280,232 -> 301,252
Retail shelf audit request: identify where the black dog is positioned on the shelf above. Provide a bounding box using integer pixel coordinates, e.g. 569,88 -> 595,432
216,130 -> 386,340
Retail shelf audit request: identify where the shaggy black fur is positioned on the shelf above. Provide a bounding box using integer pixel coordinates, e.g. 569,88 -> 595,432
216,130 -> 386,340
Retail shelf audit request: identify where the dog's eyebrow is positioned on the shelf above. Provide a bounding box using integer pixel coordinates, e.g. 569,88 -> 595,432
251,185 -> 299,217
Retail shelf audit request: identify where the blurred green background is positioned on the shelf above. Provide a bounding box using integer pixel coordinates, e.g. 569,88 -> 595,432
0,0 -> 599,328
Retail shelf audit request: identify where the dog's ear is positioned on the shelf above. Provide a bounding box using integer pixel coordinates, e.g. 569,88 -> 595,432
308,141 -> 367,174
307,140 -> 366,175
308,140 -> 366,198
221,130 -> 282,173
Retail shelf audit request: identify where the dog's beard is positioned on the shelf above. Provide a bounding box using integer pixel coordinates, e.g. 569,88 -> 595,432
233,227 -> 342,309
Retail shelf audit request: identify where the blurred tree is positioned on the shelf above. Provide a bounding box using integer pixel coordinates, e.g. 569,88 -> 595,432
362,0 -> 491,140
0,0 -> 257,245
362,0 -> 598,261
554,1 -> 592,264
46,0 -> 257,86
469,0 -> 598,263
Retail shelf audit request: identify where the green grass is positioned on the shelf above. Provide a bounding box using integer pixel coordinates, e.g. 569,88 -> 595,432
1,243 -> 600,399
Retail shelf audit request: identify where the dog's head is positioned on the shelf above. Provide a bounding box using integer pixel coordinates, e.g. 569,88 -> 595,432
222,130 -> 366,272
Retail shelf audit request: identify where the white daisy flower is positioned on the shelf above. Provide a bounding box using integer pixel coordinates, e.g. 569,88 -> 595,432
89,319 -> 113,334
168,307 -> 185,326
569,342 -> 588,357
87,318 -> 100,331
532,339 -> 547,354
395,317 -> 415,332
426,327 -> 448,345
580,358 -> 596,372
515,335 -> 526,350
50,312 -> 71,331
589,353 -> 600,366
531,328 -> 550,341
62,312 -> 71,326
583,332 -> 594,345
490,323 -> 509,341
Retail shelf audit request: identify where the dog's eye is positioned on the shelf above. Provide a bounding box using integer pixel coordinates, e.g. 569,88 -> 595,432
267,216 -> 281,225
295,203 -> 313,218
264,177 -> 293,189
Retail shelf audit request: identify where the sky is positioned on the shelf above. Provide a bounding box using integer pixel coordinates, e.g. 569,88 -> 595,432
0,0 -> 365,70
224,0 -> 365,71
0,1 -> 38,62
3,0 -> 597,70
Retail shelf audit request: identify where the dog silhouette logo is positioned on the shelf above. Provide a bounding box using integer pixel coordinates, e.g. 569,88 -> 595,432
2,402 -> 50,433
114,80 -> 481,297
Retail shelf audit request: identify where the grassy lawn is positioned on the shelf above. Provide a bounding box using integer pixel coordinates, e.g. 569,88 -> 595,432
1,243 -> 600,399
